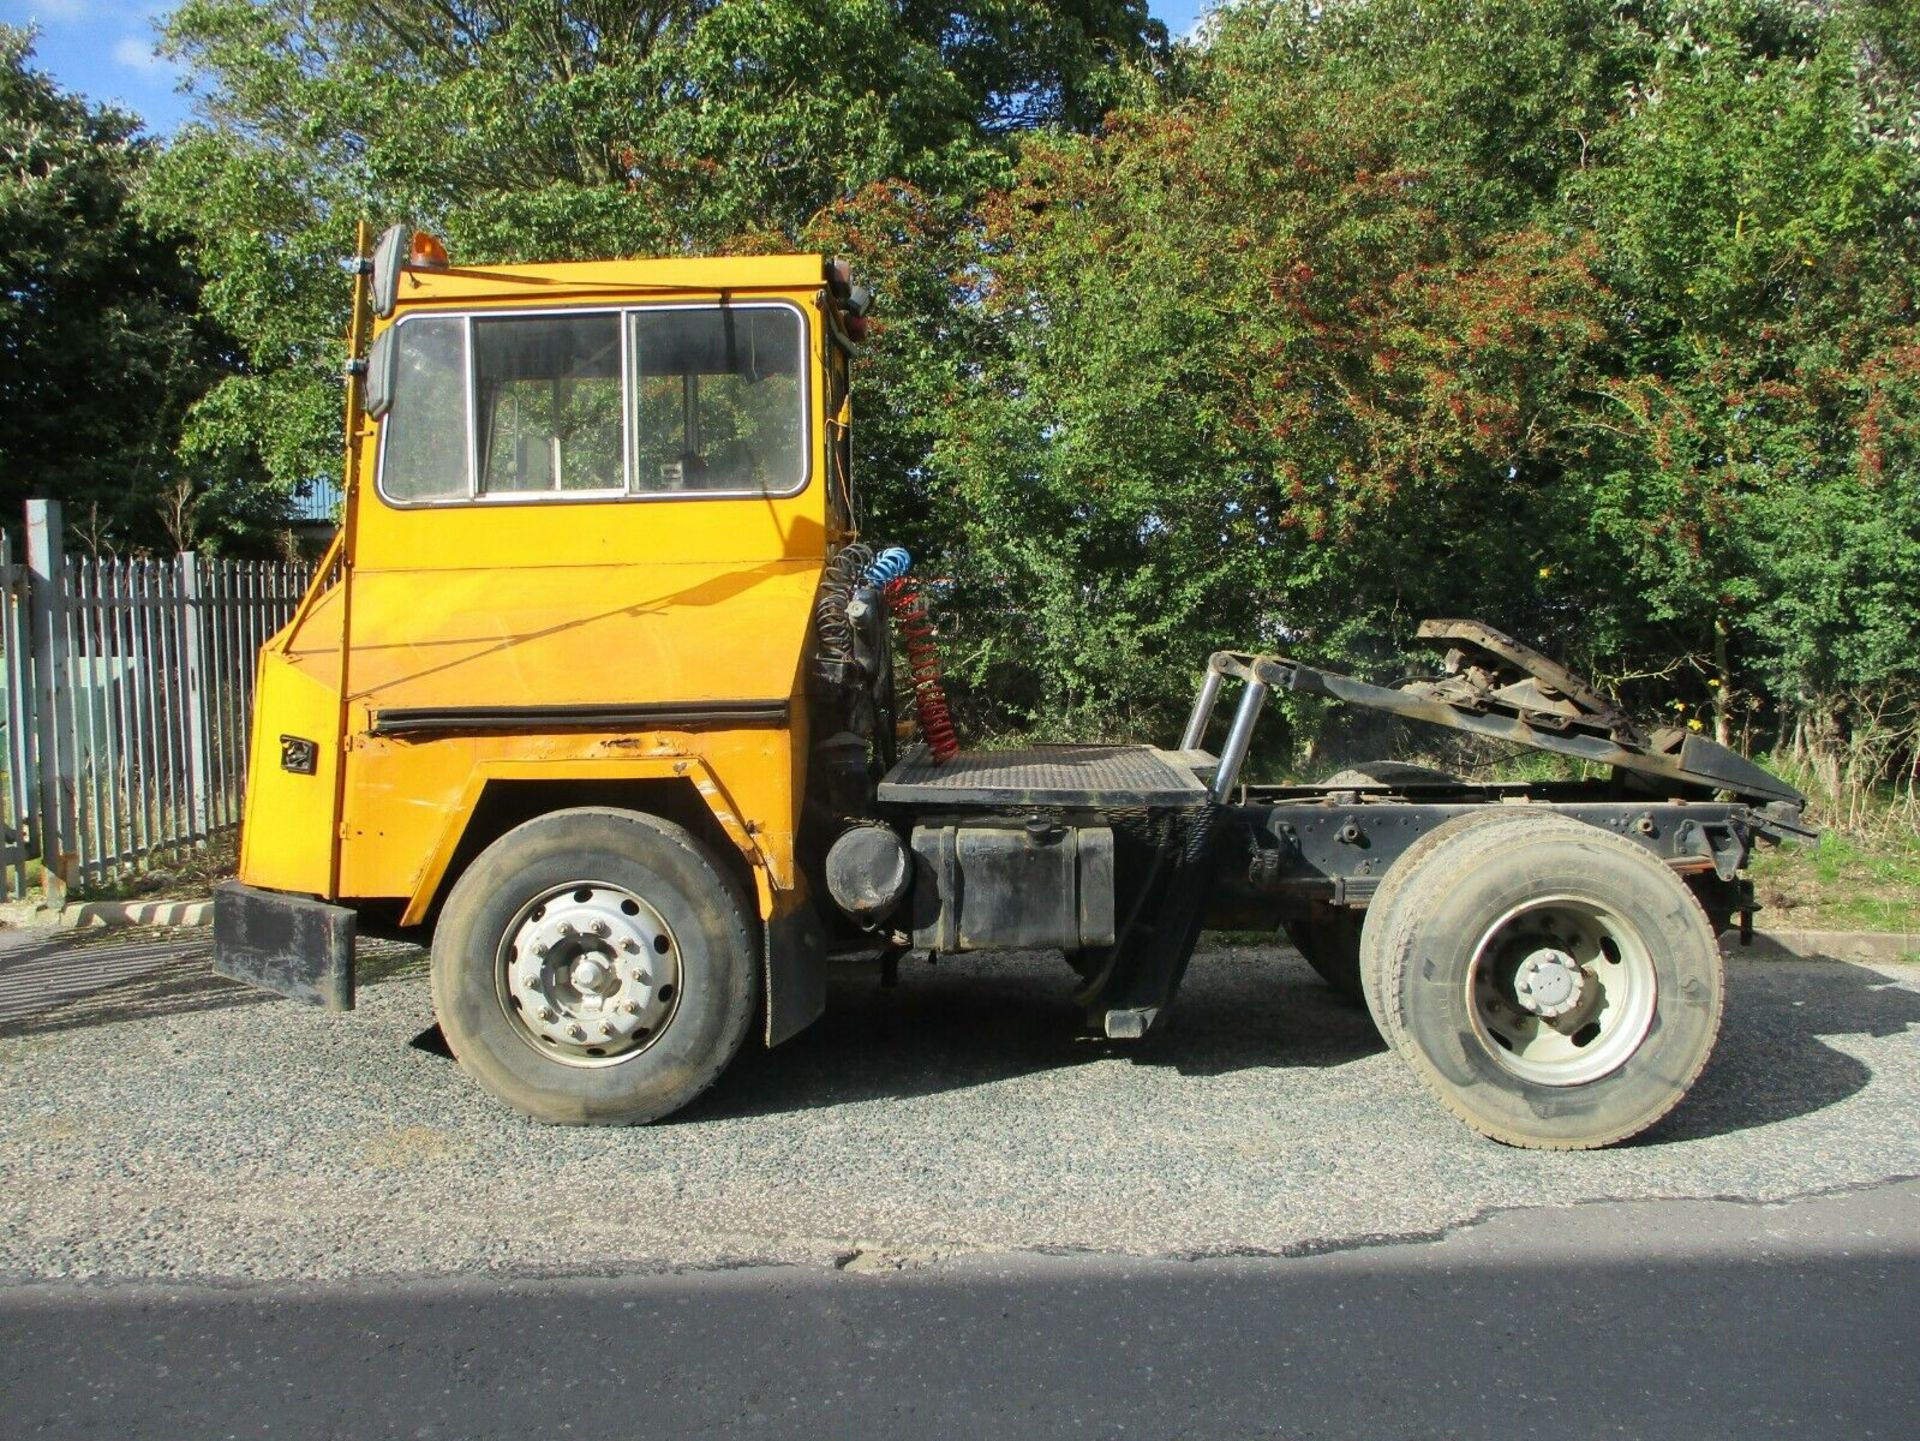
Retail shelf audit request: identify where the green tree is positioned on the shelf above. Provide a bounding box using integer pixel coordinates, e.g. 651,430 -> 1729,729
145,0 -> 1165,507
935,4 -> 1623,743
0,28 -> 236,552
1570,1 -> 1920,760
931,0 -> 1920,793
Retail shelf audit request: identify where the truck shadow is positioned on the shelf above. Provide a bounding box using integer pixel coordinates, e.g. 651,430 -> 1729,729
690,951 -> 1919,1143
0,931 -> 428,1041
1637,958 -> 1920,1145
689,951 -> 1387,1124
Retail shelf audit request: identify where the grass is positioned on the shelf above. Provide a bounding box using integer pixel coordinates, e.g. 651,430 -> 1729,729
64,837 -> 239,904
1749,829 -> 1920,934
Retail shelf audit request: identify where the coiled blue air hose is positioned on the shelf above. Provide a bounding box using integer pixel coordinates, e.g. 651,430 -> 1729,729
863,547 -> 912,587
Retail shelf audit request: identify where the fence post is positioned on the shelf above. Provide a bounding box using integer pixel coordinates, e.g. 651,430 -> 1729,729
1,532 -> 35,899
26,500 -> 76,898
178,551 -> 211,844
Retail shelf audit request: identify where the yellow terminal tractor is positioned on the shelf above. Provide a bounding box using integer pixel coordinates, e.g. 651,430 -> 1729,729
214,226 -> 1814,1148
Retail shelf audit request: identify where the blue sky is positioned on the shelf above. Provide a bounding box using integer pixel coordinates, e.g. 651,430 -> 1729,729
3,0 -> 1214,135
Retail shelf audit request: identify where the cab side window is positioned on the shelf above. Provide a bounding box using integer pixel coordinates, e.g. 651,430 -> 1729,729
475,314 -> 623,494
380,316 -> 469,503
630,308 -> 803,494
377,303 -> 806,505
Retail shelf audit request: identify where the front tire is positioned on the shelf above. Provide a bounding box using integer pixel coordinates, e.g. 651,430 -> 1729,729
1370,811 -> 1723,1149
431,807 -> 757,1125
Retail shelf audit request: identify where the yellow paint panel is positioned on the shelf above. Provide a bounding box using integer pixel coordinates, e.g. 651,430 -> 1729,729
331,562 -> 818,713
340,732 -> 800,914
238,628 -> 343,896
391,254 -> 826,311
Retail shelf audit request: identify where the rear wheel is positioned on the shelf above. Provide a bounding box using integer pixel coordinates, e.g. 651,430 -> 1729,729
1368,811 -> 1723,1149
1283,910 -> 1364,1002
1321,760 -> 1460,790
1359,809 -> 1521,1048
431,807 -> 757,1125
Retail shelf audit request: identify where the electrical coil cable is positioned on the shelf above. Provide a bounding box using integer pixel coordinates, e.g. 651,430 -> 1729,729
814,542 -> 874,661
885,576 -> 960,763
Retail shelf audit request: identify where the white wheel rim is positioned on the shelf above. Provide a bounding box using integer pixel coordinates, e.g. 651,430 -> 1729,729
496,881 -> 683,1068
1464,894 -> 1657,1087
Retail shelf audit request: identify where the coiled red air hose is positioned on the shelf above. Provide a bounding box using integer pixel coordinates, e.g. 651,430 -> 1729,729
885,577 -> 959,763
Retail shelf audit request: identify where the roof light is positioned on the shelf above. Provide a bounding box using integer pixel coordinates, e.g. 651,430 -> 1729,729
409,231 -> 449,269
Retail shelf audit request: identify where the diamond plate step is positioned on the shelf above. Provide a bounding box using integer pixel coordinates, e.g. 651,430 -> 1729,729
878,744 -> 1209,810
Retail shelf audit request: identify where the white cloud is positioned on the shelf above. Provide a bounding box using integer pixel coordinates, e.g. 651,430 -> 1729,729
111,34 -> 163,72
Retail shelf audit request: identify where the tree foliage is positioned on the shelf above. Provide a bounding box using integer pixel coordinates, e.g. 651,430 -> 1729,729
27,0 -> 1919,798
0,28 -> 233,552
931,0 -> 1920,793
143,0 -> 1166,506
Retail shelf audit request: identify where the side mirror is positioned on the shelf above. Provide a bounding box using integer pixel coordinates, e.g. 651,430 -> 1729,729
363,325 -> 397,419
370,224 -> 409,319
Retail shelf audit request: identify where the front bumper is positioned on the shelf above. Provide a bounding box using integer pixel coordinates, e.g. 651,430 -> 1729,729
211,881 -> 358,1011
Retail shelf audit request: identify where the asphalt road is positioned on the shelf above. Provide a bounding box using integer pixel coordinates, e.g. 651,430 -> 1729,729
2,1179 -> 1914,1440
1,927 -> 1917,1436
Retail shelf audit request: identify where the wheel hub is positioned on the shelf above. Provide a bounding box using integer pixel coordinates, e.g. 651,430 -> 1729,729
1467,896 -> 1659,1087
570,955 -> 613,994
501,882 -> 681,1065
1511,947 -> 1585,1018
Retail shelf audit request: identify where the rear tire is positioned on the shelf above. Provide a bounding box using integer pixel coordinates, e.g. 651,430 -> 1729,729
431,807 -> 757,1125
1283,911 -> 1364,1002
1321,760 -> 1459,789
1359,809 -> 1519,1048
1369,812 -> 1723,1149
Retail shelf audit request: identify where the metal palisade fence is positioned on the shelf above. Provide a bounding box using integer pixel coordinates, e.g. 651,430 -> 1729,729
0,500 -> 315,896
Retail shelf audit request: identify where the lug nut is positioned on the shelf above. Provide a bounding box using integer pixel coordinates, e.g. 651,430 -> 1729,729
632,971 -> 650,986
623,1000 -> 641,1015
537,1006 -> 556,1022
567,1024 -> 586,1040
558,921 -> 577,938
621,938 -> 641,953
590,920 -> 610,938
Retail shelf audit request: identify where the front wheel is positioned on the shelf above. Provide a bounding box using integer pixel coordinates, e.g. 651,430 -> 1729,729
1369,811 -> 1723,1149
431,807 -> 758,1125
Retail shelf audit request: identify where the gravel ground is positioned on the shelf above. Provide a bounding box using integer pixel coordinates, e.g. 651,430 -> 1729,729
0,927 -> 1916,1283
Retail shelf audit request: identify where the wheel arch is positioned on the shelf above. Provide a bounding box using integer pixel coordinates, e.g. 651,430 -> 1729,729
408,772 -> 758,930
394,759 -> 826,1049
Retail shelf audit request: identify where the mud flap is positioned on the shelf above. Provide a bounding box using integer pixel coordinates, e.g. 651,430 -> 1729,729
763,899 -> 828,1046
1086,802 -> 1223,1038
211,880 -> 357,1011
